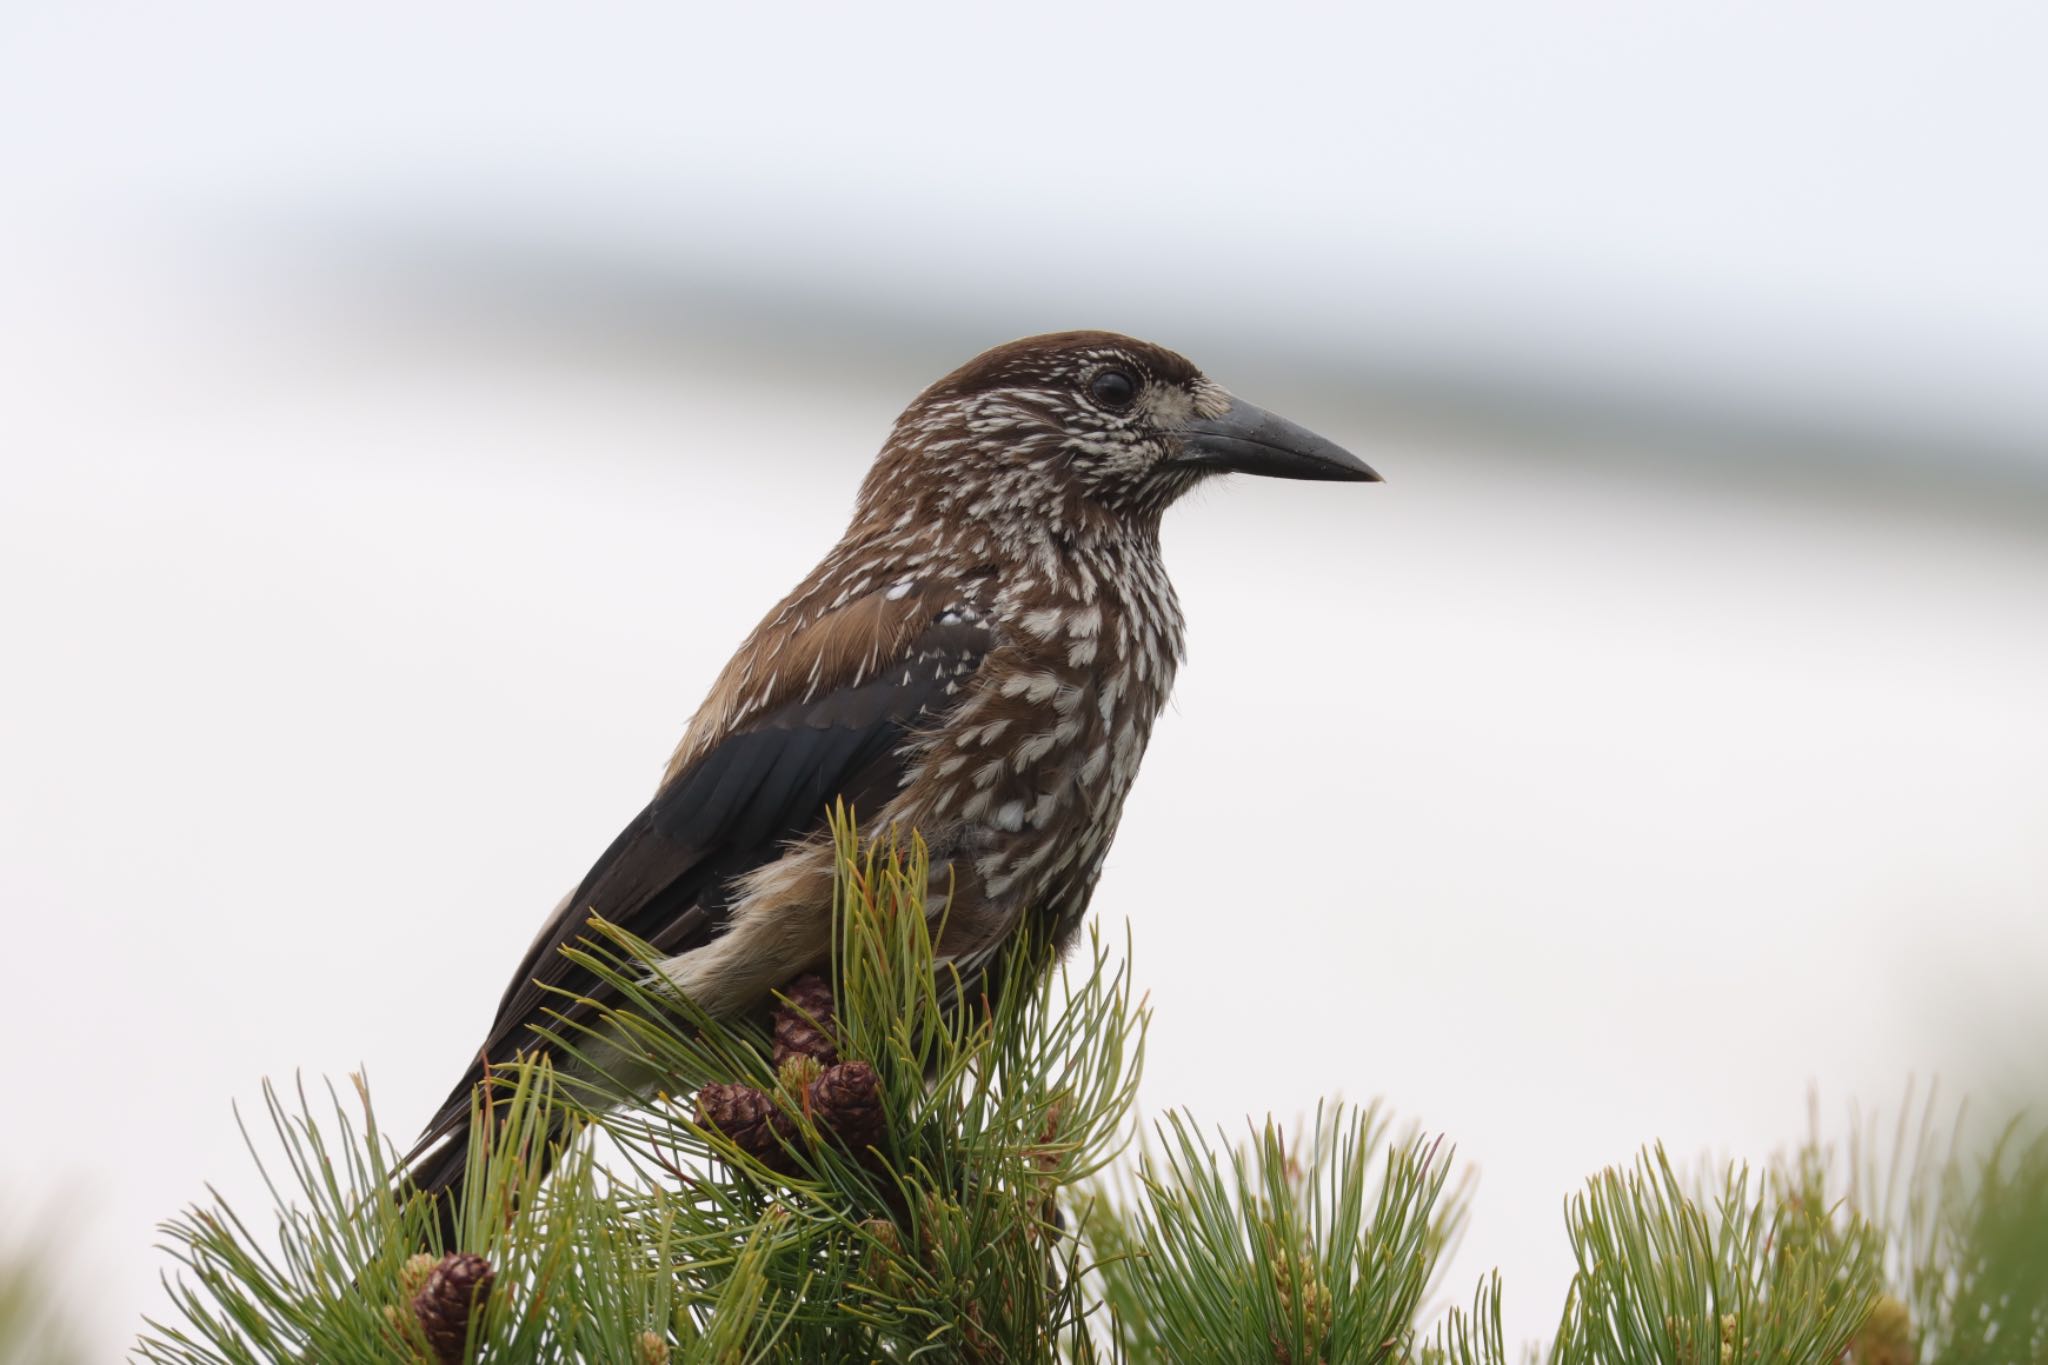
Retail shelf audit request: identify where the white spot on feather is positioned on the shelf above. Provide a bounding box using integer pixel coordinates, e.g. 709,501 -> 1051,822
1021,607 -> 1065,638
1079,745 -> 1109,785
999,672 -> 1063,704
1012,732 -> 1058,771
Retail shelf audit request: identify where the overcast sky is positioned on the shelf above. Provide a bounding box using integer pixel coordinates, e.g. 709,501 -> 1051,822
7,1 -> 2048,471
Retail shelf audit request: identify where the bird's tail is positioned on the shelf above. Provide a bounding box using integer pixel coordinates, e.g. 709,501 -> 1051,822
403,1127 -> 474,1255
400,1061 -> 574,1254
345,1126 -> 472,1291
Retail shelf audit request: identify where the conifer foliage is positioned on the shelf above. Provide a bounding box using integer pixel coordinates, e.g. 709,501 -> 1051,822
136,817 -> 2048,1362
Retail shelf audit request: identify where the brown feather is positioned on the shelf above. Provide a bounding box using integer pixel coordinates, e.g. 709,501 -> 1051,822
405,330 -> 1369,1223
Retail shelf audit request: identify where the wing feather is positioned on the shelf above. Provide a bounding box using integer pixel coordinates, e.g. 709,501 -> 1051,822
413,588 -> 993,1155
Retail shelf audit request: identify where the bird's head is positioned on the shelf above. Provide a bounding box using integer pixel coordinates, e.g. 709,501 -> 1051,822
857,331 -> 1377,543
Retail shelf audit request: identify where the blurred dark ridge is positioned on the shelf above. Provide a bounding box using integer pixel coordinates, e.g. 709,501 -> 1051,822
262,225 -> 2048,535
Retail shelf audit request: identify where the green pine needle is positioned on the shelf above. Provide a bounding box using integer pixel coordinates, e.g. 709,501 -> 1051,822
131,818 -> 2048,1363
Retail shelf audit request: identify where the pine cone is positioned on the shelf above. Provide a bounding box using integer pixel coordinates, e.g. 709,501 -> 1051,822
772,973 -> 839,1067
635,1329 -> 672,1365
410,1251 -> 494,1364
695,1081 -> 797,1170
808,1060 -> 884,1156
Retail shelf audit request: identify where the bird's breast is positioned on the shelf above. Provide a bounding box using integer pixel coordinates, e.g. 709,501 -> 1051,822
886,558 -> 1184,956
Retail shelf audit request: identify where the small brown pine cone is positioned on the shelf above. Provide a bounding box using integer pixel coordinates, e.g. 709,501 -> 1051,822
808,1060 -> 885,1157
772,973 -> 839,1068
695,1081 -> 797,1170
411,1252 -> 494,1364
635,1329 -> 672,1365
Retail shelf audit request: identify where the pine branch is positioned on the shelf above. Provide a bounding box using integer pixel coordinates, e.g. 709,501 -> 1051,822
1777,1084 -> 2048,1364
135,818 -> 2048,1363
1546,1145 -> 1881,1365
1083,1104 -> 1461,1364
0,1226 -> 85,1365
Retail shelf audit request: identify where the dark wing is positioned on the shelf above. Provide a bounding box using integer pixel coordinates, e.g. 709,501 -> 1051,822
411,599 -> 992,1155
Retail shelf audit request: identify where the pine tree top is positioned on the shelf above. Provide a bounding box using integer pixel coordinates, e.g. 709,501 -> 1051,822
133,817 -> 2048,1363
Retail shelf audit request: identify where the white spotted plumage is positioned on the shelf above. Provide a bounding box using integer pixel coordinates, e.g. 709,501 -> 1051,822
405,330 -> 1375,1225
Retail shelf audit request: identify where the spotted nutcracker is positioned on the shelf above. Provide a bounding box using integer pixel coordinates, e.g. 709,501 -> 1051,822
406,330 -> 1378,1212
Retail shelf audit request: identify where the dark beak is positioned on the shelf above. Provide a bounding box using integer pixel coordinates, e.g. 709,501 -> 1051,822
1176,395 -> 1380,482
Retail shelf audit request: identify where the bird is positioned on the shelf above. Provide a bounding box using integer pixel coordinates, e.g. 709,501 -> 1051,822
404,329 -> 1378,1223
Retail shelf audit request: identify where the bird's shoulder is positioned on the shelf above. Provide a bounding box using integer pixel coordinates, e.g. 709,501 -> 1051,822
663,572 -> 1000,785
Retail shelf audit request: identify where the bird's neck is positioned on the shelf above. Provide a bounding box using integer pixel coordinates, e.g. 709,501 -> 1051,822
998,532 -> 1183,658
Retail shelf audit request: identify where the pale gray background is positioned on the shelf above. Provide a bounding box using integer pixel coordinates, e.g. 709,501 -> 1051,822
4,2 -> 2046,1357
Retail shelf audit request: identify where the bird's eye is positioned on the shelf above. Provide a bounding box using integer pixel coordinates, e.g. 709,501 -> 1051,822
1088,368 -> 1138,408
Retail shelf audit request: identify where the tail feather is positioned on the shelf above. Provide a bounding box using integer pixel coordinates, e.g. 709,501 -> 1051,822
401,1087 -> 572,1253
403,1128 -> 471,1254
